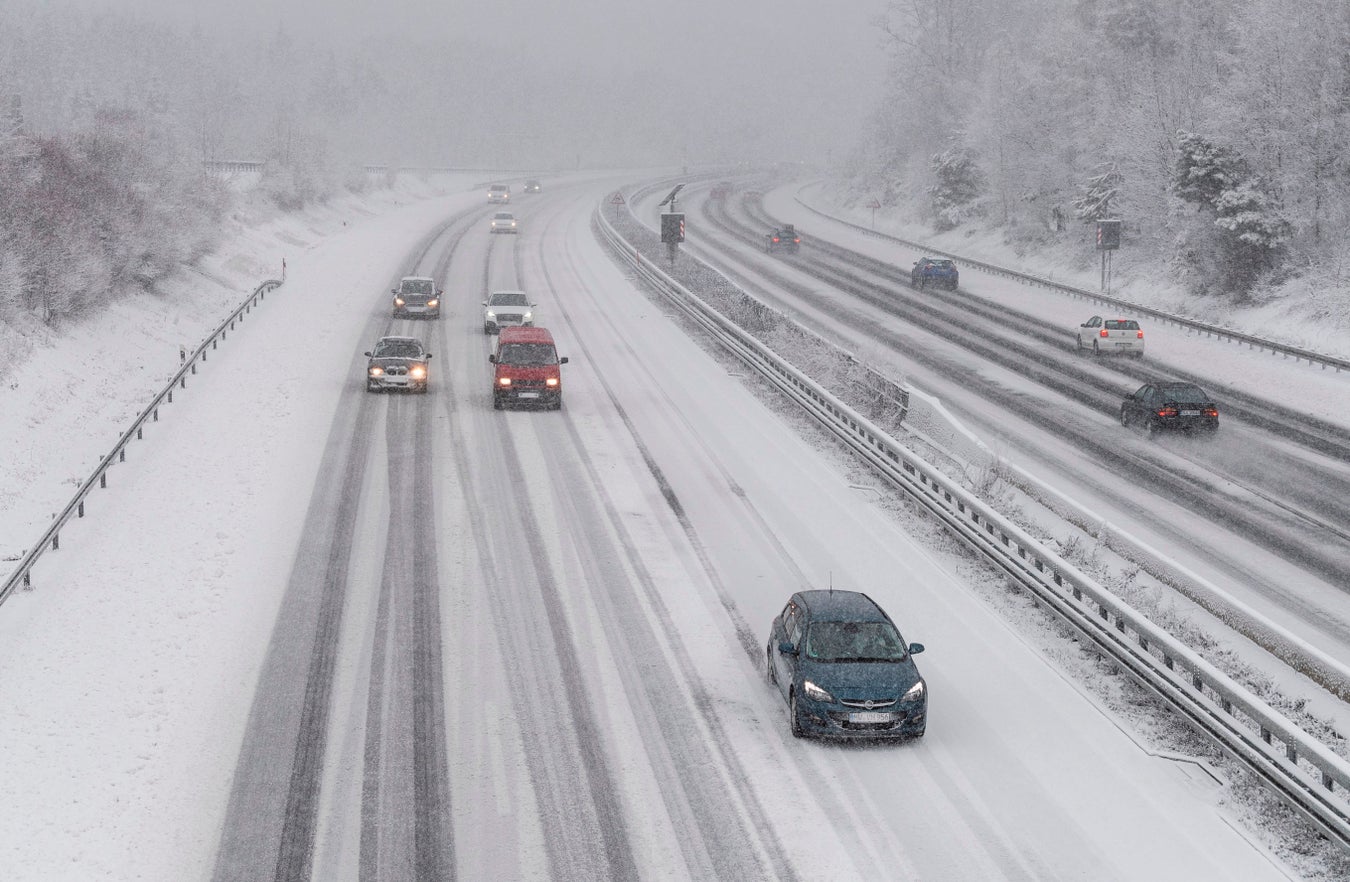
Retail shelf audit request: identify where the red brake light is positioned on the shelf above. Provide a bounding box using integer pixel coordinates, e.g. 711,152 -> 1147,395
1157,406 -> 1178,418
793,237 -> 801,244
1137,329 -> 1144,338
1203,406 -> 1218,417
772,236 -> 780,242
1099,328 -> 1109,338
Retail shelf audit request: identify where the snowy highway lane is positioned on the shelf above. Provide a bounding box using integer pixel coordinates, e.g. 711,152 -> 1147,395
0,179 -> 1296,879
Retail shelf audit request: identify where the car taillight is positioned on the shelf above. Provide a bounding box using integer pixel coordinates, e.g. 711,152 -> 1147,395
1099,328 -> 1109,338
1137,329 -> 1144,338
1203,406 -> 1218,417
498,377 -> 511,386
1157,406 -> 1178,417
793,237 -> 800,244
772,236 -> 780,243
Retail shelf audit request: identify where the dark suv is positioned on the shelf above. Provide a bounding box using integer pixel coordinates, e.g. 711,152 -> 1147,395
765,225 -> 800,253
1120,381 -> 1218,436
391,276 -> 441,319
911,257 -> 959,290
767,590 -> 927,740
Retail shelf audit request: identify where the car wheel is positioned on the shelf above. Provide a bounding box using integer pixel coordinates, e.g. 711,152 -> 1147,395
1075,335 -> 1083,351
1146,418 -> 1161,439
551,396 -> 563,411
766,647 -> 777,685
1119,407 -> 1130,428
493,395 -> 504,411
1092,339 -> 1100,356
789,690 -> 805,739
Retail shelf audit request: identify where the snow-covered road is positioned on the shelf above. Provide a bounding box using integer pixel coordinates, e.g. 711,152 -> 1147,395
0,177 -> 1300,879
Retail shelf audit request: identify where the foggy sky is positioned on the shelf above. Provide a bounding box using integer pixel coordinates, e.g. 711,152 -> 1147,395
75,0 -> 890,163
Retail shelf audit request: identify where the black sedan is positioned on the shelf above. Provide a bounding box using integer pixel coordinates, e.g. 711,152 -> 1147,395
1120,381 -> 1218,436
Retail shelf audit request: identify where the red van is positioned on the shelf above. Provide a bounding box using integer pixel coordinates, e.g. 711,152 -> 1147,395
489,326 -> 568,410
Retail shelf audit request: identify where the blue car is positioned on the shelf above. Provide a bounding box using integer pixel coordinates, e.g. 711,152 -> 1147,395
766,590 -> 927,740
911,257 -> 959,291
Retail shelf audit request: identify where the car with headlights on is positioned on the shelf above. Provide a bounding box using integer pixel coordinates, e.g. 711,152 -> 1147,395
767,589 -> 927,740
488,183 -> 510,203
482,289 -> 535,335
391,276 -> 441,319
364,336 -> 431,393
1120,381 -> 1218,436
490,211 -> 518,234
523,179 -> 542,193
1077,315 -> 1144,357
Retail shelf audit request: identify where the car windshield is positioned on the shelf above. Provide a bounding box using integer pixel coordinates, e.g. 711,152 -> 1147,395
490,291 -> 529,307
929,259 -> 954,268
400,280 -> 433,295
494,213 -> 514,220
1105,319 -> 1140,330
1162,384 -> 1209,404
803,621 -> 907,662
374,340 -> 423,359
497,343 -> 557,365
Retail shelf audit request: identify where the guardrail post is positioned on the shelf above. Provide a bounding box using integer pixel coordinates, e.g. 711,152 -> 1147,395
1287,744 -> 1298,763
78,501 -> 84,518
191,364 -> 197,375
153,408 -> 159,422
179,376 -> 186,389
119,449 -> 125,463
52,534 -> 58,550
100,473 -> 106,489
167,391 -> 173,404
23,571 -> 30,589
137,427 -> 142,440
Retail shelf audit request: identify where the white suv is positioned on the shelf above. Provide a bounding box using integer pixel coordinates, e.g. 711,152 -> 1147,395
482,290 -> 535,335
488,183 -> 510,203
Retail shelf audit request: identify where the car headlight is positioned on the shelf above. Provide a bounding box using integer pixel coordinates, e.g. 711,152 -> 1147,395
545,377 -> 558,387
394,298 -> 405,306
902,680 -> 926,702
427,299 -> 439,307
368,366 -> 384,377
498,377 -> 512,387
802,680 -> 834,702
485,310 -> 496,319
410,366 -> 427,379
522,311 -> 532,322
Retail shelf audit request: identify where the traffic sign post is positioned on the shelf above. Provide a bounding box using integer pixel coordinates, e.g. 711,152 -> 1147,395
1096,219 -> 1121,293
868,198 -> 881,230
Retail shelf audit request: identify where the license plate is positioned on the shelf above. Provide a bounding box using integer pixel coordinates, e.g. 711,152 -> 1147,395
518,391 -> 540,399
849,712 -> 892,724
1180,409 -> 1200,416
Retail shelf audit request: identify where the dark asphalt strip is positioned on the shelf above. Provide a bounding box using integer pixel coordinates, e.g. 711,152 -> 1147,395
211,393 -> 377,882
410,391 -> 455,880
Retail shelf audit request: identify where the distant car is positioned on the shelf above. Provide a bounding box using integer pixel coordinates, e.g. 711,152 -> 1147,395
364,336 -> 431,393
911,257 -> 959,290
523,179 -> 542,193
710,181 -> 732,200
766,590 -> 927,740
765,224 -> 800,253
488,183 -> 510,203
390,276 -> 441,319
1120,381 -> 1218,436
1077,315 -> 1144,357
482,289 -> 535,335
490,211 -> 519,234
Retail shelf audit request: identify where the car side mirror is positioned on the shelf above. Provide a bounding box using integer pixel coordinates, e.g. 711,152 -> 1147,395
908,642 -> 925,655
437,289 -> 444,296
391,289 -> 398,295
363,351 -> 372,357
559,356 -> 569,365
777,642 -> 797,656
488,354 -> 496,364
481,301 -> 488,306
425,353 -> 433,359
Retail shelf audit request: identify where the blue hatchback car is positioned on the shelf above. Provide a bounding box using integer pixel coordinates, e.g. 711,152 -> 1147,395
767,590 -> 927,740
911,257 -> 959,291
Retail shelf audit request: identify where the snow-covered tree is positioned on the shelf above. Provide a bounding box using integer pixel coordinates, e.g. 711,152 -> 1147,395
927,146 -> 984,230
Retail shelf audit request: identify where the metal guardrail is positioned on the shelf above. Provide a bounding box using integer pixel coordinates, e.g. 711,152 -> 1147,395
595,201 -> 1350,852
791,192 -> 1350,374
0,278 -> 284,607
203,160 -> 266,174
